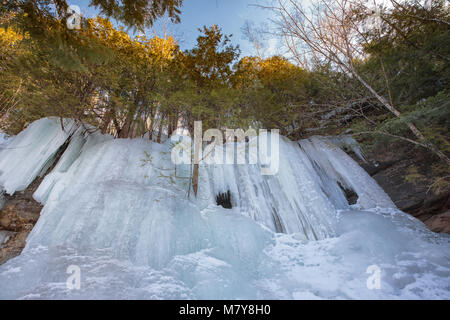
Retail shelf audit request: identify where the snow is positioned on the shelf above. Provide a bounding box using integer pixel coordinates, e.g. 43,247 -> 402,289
0,133 -> 12,152
328,135 -> 367,163
0,118 -> 449,300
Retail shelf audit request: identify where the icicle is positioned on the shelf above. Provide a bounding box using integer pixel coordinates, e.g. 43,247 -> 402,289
0,118 -> 448,300
0,118 -> 79,194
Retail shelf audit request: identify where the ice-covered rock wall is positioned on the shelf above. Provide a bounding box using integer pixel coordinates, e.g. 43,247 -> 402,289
299,137 -> 395,209
0,119 -> 79,195
0,118 -> 448,300
201,136 -> 395,239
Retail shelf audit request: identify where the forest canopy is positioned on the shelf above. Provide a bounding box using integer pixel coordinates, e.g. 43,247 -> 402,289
0,0 -> 449,191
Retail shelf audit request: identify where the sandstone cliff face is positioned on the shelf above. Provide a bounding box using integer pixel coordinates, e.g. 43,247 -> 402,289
350,143 -> 450,234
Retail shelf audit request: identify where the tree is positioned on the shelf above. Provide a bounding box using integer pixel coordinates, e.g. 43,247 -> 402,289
272,0 -> 450,165
90,0 -> 183,29
0,15 -> 181,137
2,0 -> 183,73
6,0 -> 183,30
362,0 -> 450,106
181,25 -> 240,197
0,23 -> 26,131
232,55 -> 310,138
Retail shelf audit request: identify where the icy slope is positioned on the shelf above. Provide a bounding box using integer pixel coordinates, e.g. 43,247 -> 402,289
0,118 -> 79,194
0,118 -> 449,299
0,133 -> 12,152
299,136 -> 395,209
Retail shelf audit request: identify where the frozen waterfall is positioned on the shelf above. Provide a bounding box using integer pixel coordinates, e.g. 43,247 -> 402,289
0,118 -> 449,300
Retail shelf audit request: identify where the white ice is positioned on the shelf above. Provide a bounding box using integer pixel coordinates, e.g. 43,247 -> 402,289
299,136 -> 395,209
0,133 -> 12,153
0,118 -> 448,300
0,118 -> 79,195
328,135 -> 367,163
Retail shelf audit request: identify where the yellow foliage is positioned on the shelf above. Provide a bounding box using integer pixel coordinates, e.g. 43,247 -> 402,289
83,17 -> 179,68
233,55 -> 305,89
0,27 -> 25,47
147,36 -> 178,61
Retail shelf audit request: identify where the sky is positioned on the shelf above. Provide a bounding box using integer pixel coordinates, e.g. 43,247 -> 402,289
71,0 -> 281,58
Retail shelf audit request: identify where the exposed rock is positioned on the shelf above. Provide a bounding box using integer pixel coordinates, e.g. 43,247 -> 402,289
0,177 -> 43,265
0,135 -> 71,264
348,141 -> 450,233
216,190 -> 232,209
0,227 -> 33,265
0,230 -> 15,246
424,210 -> 450,234
337,181 -> 358,205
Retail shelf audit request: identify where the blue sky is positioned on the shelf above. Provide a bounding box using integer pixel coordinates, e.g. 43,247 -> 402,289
72,0 -> 280,57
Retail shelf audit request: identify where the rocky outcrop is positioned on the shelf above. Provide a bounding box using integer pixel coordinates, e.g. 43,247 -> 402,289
0,177 -> 43,265
349,141 -> 450,233
0,128 -> 73,264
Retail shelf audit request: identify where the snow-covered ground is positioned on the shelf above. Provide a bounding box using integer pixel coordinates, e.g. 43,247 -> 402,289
0,118 -> 449,299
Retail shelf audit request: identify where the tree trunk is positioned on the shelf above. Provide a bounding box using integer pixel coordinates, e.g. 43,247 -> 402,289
130,120 -> 139,139
112,114 -> 121,138
191,120 -> 202,197
192,163 -> 199,197
172,113 -> 179,135
119,114 -> 133,138
167,114 -> 173,138
157,114 -> 164,143
101,110 -> 112,134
